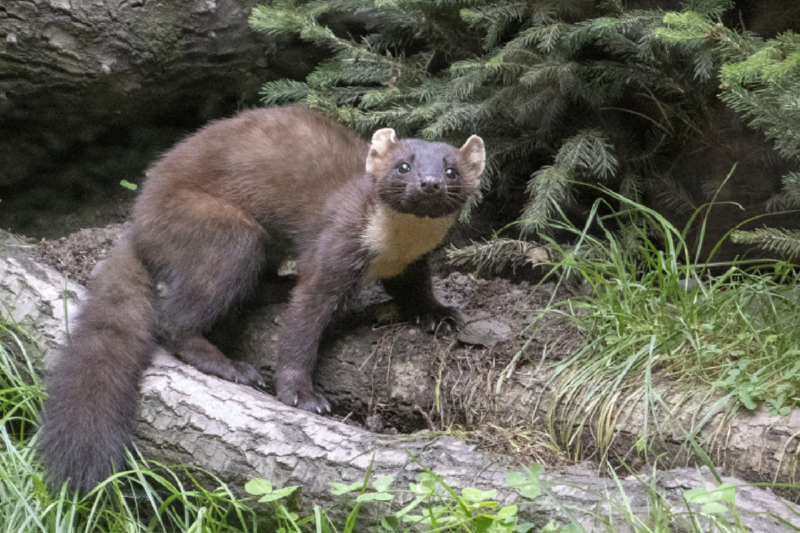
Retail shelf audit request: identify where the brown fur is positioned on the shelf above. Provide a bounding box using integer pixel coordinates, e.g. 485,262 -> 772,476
38,106 -> 485,492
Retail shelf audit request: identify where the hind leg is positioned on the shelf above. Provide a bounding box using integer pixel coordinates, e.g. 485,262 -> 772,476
166,335 -> 264,387
135,206 -> 271,387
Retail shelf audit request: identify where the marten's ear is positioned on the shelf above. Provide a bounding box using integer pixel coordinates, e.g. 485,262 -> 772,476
459,135 -> 486,187
366,128 -> 399,175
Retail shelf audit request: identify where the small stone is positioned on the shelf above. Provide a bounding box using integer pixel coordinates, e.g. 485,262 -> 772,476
365,414 -> 383,432
457,319 -> 512,347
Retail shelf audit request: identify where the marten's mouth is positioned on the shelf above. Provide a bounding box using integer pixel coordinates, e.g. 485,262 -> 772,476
396,191 -> 459,219
378,176 -> 469,218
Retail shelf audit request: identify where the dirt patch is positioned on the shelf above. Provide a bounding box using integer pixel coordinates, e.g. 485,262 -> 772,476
32,223 -> 129,286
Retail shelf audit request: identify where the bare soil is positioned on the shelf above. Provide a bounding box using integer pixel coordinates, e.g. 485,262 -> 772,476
32,223 -> 130,286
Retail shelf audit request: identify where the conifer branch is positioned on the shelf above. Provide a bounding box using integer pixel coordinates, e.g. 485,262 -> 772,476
731,228 -> 800,260
250,0 -> 800,271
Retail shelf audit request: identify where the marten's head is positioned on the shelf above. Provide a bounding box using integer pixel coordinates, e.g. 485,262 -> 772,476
366,129 -> 485,219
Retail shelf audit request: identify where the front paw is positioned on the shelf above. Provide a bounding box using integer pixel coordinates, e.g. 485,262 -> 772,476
277,380 -> 331,415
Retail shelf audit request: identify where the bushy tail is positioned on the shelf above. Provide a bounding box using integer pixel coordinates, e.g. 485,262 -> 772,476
38,242 -> 156,492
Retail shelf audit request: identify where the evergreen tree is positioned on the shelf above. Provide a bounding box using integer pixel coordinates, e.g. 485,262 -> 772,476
659,12 -> 800,257
249,0 -> 800,264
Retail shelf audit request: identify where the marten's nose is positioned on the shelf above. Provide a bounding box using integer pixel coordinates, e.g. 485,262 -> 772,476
420,175 -> 443,193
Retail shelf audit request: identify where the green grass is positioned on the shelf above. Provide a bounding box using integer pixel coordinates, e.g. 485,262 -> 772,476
538,187 -> 800,460
245,460 -> 800,533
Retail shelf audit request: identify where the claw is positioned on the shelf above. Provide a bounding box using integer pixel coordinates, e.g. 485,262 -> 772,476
278,385 -> 331,414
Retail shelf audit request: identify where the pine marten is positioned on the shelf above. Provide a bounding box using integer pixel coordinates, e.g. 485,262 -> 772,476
38,106 -> 485,492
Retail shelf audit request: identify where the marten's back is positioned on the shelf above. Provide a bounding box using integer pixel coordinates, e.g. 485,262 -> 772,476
133,107 -> 370,242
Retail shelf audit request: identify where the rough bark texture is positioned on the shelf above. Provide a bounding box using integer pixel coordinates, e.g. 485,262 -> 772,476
138,353 -> 800,532
2,231 -> 800,530
0,232 -> 80,368
0,0 -> 300,184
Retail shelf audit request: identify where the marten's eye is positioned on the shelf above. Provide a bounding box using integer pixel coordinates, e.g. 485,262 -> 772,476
398,162 -> 411,174
445,167 -> 458,179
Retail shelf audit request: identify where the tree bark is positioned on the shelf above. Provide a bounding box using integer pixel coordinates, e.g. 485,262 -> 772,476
2,230 -> 800,530
0,0 -> 327,237
0,0 -> 319,133
138,351 -> 800,532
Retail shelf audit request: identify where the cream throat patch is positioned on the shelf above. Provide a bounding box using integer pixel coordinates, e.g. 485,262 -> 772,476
363,204 -> 456,280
